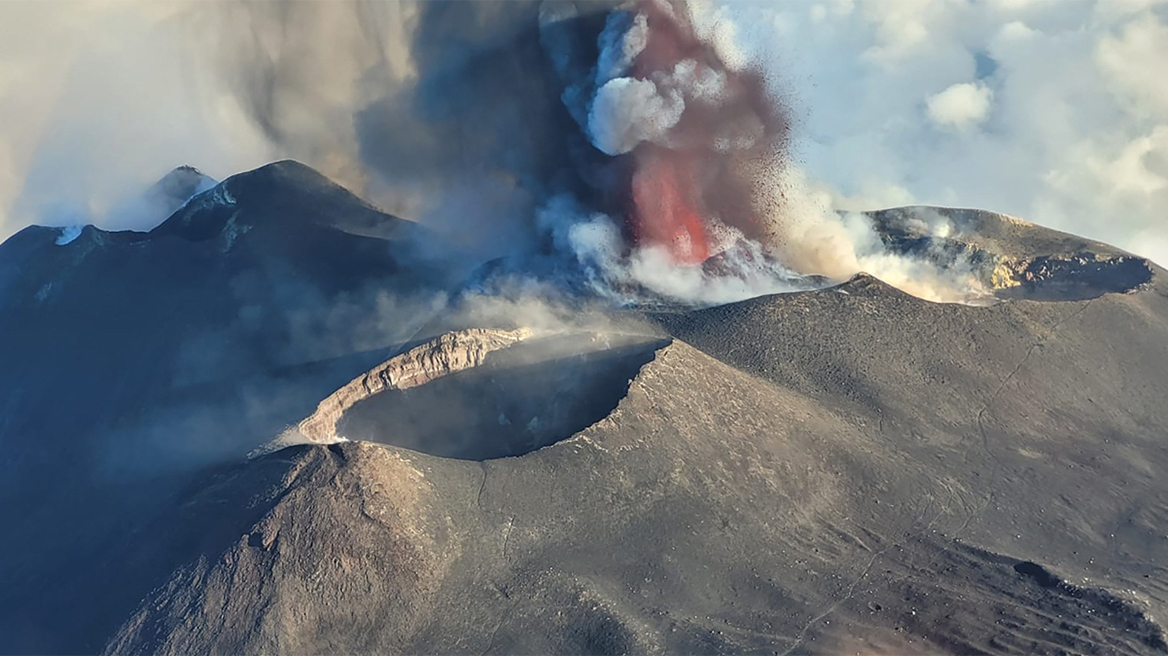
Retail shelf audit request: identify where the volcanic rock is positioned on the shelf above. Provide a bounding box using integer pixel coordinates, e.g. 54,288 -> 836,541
108,285 -> 1168,653
0,161 -> 448,654
3,162 -> 1168,655
294,328 -> 536,446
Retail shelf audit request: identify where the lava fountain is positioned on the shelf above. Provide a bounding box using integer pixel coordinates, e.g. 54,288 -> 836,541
591,0 -> 789,266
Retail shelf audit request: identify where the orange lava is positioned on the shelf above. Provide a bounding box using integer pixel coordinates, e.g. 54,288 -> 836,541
620,0 -> 787,266
626,0 -> 712,266
630,148 -> 710,265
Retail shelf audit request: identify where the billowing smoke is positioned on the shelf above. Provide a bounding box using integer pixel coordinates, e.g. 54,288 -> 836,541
243,0 -> 853,306
521,0 -> 985,304
518,0 -> 820,303
189,0 -> 416,196
547,0 -> 786,260
369,0 -> 983,306
9,0 -> 1123,307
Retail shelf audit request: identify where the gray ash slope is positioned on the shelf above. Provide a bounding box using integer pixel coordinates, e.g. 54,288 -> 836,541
0,161 -> 450,654
0,159 -> 436,489
107,238 -> 1168,651
3,161 -> 1168,655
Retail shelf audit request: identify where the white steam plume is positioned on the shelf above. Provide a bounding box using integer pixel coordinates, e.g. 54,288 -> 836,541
589,78 -> 686,155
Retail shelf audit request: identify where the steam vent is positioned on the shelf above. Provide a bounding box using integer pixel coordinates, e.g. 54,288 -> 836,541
2,1 -> 1168,655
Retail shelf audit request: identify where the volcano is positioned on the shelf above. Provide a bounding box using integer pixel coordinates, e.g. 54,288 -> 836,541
0,158 -> 1165,655
0,161 -> 451,653
2,1 -> 1167,653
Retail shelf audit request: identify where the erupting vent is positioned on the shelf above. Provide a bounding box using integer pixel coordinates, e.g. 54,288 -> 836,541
550,0 -> 788,267
631,150 -> 709,264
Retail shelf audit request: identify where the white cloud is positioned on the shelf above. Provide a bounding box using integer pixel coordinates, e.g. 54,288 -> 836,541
722,0 -> 1168,266
927,82 -> 994,130
1097,14 -> 1168,119
1094,126 -> 1168,196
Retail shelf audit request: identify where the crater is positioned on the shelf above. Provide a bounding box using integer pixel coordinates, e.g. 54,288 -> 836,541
333,333 -> 667,460
864,207 -> 1156,303
992,253 -> 1154,301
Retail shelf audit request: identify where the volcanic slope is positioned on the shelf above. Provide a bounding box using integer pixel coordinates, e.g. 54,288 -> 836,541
107,250 -> 1168,654
0,159 -> 435,493
0,160 -> 448,654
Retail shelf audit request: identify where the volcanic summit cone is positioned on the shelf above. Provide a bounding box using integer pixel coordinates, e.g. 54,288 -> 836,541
0,161 -> 1166,655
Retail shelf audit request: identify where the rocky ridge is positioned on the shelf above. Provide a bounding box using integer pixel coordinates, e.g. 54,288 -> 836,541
292,328 -> 535,446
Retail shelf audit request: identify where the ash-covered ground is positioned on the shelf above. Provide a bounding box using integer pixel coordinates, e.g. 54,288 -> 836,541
1,1 -> 1167,654
0,156 -> 1164,655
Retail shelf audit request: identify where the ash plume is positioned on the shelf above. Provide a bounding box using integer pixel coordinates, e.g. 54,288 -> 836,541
272,0 -> 989,305
0,0 -> 992,306
339,0 -> 982,306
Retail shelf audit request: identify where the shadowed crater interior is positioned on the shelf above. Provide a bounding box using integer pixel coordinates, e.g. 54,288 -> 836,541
995,254 -> 1154,301
336,334 -> 668,460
